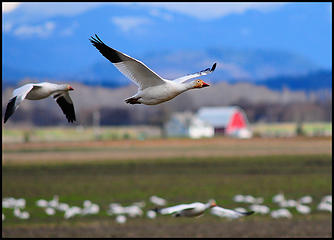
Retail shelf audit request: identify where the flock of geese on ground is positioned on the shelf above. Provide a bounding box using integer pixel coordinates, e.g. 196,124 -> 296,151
4,34 -> 215,124
2,193 -> 332,224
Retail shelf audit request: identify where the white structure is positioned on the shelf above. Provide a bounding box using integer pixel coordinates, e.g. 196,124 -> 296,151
164,112 -> 214,139
196,106 -> 252,139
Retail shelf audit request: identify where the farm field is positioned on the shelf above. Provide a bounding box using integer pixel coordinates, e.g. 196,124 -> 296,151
2,136 -> 332,165
251,122 -> 332,137
2,136 -> 332,237
2,122 -> 331,143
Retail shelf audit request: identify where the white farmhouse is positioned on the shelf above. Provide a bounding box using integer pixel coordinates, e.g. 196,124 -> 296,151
164,112 -> 214,139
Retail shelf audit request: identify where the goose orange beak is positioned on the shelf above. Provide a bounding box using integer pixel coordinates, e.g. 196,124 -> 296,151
202,82 -> 210,87
68,86 -> 74,91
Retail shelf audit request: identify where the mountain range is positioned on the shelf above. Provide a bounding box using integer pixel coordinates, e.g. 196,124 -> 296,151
2,48 -> 331,93
2,3 -> 332,92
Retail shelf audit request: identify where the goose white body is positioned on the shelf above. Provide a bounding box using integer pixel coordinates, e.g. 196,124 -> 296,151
155,199 -> 217,218
20,82 -> 61,100
132,80 -> 190,105
211,206 -> 255,219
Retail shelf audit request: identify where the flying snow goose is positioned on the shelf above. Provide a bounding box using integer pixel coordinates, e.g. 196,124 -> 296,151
4,82 -> 76,123
90,34 -> 216,105
210,205 -> 254,219
153,199 -> 217,217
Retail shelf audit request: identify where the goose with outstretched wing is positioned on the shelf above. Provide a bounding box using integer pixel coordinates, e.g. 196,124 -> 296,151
90,34 -> 216,105
4,82 -> 76,123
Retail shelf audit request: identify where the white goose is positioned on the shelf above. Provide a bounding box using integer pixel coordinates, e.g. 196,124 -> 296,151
153,199 -> 217,217
90,34 -> 216,105
149,195 -> 168,206
4,82 -> 76,123
210,206 -> 254,219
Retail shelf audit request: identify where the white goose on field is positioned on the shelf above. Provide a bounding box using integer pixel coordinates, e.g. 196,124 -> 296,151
90,34 -> 216,105
210,205 -> 254,219
4,82 -> 76,123
153,199 -> 217,217
149,195 -> 168,206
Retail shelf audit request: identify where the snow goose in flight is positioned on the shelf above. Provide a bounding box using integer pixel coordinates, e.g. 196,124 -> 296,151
90,34 -> 216,105
4,82 -> 76,123
153,199 -> 217,218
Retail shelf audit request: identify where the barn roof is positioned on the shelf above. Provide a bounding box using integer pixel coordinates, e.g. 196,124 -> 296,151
197,106 -> 247,127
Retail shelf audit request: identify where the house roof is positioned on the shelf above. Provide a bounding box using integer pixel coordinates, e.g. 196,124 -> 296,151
197,106 -> 247,127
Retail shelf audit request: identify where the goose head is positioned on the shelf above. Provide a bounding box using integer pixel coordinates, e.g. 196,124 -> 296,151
60,84 -> 74,91
67,85 -> 74,91
208,199 -> 217,208
192,79 -> 210,88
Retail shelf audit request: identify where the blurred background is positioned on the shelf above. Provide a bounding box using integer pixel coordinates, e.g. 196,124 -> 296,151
2,2 -> 332,238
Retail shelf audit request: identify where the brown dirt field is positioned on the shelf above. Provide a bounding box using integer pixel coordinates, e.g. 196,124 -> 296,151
2,217 -> 332,238
2,137 -> 332,238
2,137 -> 332,165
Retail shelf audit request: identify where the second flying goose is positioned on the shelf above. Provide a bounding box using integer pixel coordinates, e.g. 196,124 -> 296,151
4,82 -> 76,123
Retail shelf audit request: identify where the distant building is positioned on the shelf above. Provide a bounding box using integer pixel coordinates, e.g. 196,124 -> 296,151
164,112 -> 214,139
196,106 -> 252,139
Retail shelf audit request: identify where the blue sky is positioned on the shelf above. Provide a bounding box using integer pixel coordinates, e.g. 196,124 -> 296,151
2,2 -> 332,77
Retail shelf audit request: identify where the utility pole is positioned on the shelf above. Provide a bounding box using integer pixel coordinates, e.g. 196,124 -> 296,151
93,109 -> 101,140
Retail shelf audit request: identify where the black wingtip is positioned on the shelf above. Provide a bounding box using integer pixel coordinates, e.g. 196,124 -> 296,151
93,34 -> 103,43
244,211 -> 255,216
211,63 -> 217,72
56,96 -> 76,123
90,35 -> 97,44
89,34 -> 102,45
4,96 -> 17,124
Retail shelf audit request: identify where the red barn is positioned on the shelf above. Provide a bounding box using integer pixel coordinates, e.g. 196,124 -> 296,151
197,106 -> 252,138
